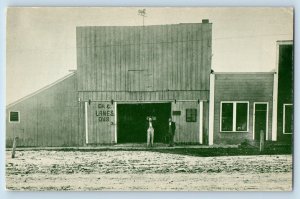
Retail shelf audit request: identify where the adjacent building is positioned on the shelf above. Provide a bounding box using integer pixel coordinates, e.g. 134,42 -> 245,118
273,41 -> 294,143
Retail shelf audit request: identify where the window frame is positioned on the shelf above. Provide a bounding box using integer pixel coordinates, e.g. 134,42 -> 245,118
220,101 -> 249,132
252,102 -> 269,140
186,108 -> 197,122
9,111 -> 20,123
283,103 -> 293,134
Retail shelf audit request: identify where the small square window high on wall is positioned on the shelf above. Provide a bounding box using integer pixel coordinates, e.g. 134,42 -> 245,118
220,102 -> 249,132
9,111 -> 20,123
186,109 -> 197,122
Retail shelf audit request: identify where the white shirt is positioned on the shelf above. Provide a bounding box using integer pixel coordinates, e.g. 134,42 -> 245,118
149,121 -> 153,128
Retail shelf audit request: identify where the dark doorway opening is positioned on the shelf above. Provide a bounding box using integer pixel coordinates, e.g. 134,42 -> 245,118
254,103 -> 268,141
117,103 -> 171,143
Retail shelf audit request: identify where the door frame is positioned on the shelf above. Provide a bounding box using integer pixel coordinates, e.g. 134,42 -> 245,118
199,101 -> 204,144
116,102 -> 172,143
253,102 -> 269,140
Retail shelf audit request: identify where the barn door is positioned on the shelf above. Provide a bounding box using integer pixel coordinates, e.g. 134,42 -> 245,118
85,102 -> 116,144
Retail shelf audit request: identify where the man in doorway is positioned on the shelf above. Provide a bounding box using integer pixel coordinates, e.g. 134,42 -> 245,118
168,117 -> 176,147
147,117 -> 154,147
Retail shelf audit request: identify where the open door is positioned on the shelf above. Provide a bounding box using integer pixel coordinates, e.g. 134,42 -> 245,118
117,103 -> 171,143
253,103 -> 268,140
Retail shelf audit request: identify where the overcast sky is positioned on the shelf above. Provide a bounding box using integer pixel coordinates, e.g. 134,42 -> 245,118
6,7 -> 293,104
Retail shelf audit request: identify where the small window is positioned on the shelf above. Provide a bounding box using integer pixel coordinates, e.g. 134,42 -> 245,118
186,109 -> 197,122
283,104 -> 293,134
9,111 -> 20,123
220,102 -> 249,132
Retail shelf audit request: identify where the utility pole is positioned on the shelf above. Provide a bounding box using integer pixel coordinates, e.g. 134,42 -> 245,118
138,9 -> 147,26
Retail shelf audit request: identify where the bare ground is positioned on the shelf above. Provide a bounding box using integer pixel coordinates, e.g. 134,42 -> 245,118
6,150 -> 293,191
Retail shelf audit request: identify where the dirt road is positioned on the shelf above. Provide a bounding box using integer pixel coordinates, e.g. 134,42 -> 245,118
6,150 -> 292,191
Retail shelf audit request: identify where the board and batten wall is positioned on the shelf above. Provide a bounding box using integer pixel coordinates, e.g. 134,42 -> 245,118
6,73 -> 81,147
172,101 -> 209,144
213,73 -> 274,145
76,22 -> 212,144
76,22 -> 212,101
276,42 -> 293,143
81,102 -> 116,145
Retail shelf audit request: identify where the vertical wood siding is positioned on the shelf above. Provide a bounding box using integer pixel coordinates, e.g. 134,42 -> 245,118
6,74 -> 80,147
277,44 -> 293,143
172,101 -> 208,144
214,73 -> 274,145
78,91 -> 209,102
85,102 -> 116,144
76,23 -> 212,144
76,23 -> 212,99
6,23 -> 212,147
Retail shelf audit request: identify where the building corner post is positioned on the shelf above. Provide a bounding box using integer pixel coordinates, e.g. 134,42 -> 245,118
199,101 -> 204,144
85,101 -> 89,144
208,73 -> 215,145
114,102 -> 117,144
272,72 -> 278,141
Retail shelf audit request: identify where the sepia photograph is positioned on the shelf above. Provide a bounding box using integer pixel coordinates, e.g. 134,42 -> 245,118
5,7 -> 293,191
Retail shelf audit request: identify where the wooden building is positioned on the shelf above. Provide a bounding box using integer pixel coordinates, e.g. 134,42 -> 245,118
6,73 -> 82,147
272,41 -> 294,144
76,21 -> 212,145
6,21 -> 293,147
212,73 -> 275,145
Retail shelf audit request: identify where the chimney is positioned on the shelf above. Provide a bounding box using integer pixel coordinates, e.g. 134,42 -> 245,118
202,19 -> 209,24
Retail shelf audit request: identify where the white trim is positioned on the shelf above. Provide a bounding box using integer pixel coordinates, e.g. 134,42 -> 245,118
85,102 -> 89,144
283,104 -> 293,134
232,103 -> 237,132
253,102 -> 269,140
113,100 -> 206,104
272,73 -> 278,141
208,74 -> 215,145
276,40 -> 293,45
214,72 -> 275,75
9,111 -> 20,123
199,101 -> 203,144
114,102 -> 117,143
220,101 -> 249,132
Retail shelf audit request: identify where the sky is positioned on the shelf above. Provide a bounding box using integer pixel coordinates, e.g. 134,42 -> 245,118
6,7 -> 293,105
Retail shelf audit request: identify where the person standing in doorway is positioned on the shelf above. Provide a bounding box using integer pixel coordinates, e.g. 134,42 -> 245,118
168,117 -> 176,147
147,117 -> 154,147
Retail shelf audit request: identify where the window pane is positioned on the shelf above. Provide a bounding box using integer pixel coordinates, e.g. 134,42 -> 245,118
10,111 -> 19,122
284,105 -> 293,133
221,103 -> 233,131
236,103 -> 248,131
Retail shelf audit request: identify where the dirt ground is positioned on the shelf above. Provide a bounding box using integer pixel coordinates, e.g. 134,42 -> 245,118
6,150 -> 292,191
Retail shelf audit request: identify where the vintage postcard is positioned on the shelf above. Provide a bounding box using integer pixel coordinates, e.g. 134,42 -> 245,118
6,7 -> 293,191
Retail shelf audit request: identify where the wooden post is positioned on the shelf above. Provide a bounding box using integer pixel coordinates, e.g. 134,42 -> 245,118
260,130 -> 265,152
11,137 -> 19,158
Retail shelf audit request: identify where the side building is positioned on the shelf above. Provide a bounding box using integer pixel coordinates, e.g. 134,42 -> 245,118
212,72 -> 275,145
273,41 -> 294,144
6,73 -> 82,147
